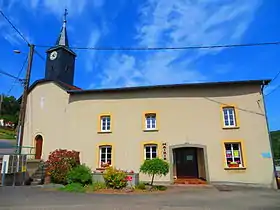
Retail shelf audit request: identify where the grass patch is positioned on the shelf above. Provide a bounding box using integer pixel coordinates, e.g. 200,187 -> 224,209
0,128 -> 16,140
53,181 -> 168,194
86,181 -> 107,192
58,183 -> 86,193
135,182 -> 146,190
153,185 -> 167,191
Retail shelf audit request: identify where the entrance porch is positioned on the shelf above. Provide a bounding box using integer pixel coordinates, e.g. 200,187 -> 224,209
170,144 -> 209,184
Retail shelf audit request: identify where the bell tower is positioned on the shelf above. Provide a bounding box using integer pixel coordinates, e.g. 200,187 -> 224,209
45,9 -> 76,86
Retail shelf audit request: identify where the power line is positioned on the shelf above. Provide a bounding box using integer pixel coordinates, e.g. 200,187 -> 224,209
0,10 -> 45,61
265,84 -> 280,97
269,70 -> 280,85
263,67 -> 280,97
204,97 -> 264,116
34,50 -> 45,61
35,41 -> 280,51
6,56 -> 28,95
0,69 -> 24,82
0,10 -> 30,45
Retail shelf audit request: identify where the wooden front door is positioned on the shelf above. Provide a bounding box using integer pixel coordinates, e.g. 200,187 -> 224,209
35,136 -> 43,159
175,147 -> 198,178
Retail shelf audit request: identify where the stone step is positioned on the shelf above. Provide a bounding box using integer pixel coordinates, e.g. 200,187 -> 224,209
30,178 -> 43,185
174,178 -> 207,185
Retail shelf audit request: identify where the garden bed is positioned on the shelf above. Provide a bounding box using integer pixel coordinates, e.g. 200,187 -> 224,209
48,181 -> 169,195
88,187 -> 169,194
50,183 -> 169,194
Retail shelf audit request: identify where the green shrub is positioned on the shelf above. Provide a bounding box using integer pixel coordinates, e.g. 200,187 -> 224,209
46,149 -> 80,185
140,158 -> 169,186
154,185 -> 167,191
135,182 -> 146,190
86,181 -> 107,191
103,167 -> 128,189
59,183 -> 86,193
67,164 -> 93,186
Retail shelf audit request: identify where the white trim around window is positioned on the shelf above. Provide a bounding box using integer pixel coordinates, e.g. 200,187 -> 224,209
145,113 -> 157,130
144,144 -> 158,160
100,115 -> 111,132
224,142 -> 244,168
99,145 -> 112,167
222,107 -> 237,128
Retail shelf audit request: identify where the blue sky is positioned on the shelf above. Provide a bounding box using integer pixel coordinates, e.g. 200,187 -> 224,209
0,0 -> 279,131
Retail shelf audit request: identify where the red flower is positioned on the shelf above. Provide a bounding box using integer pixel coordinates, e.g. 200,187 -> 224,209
126,176 -> 133,181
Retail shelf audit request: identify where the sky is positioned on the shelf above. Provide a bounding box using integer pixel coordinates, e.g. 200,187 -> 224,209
0,0 -> 279,131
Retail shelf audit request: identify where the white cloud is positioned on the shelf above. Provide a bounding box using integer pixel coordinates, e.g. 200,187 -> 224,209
0,13 -> 29,46
100,54 -> 145,88
27,0 -> 105,17
97,0 -> 262,88
0,0 -> 104,46
86,28 -> 101,72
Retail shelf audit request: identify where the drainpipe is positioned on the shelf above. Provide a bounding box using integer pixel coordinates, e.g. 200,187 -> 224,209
260,81 -> 279,189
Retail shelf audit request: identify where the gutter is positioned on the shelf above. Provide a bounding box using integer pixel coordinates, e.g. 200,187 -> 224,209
261,81 -> 279,189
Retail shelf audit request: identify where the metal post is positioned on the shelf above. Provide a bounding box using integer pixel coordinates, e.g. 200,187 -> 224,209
1,161 -> 6,186
17,44 -> 35,155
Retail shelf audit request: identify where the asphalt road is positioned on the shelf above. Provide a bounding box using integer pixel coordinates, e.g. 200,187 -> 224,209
0,186 -> 279,210
0,139 -> 16,158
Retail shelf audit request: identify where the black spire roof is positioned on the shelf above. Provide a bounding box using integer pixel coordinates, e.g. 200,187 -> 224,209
47,9 -> 76,56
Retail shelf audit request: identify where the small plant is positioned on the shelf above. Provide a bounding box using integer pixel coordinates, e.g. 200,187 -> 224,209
135,182 -> 146,190
86,181 -> 107,192
46,149 -> 80,185
67,164 -> 93,186
126,176 -> 134,189
140,158 -> 169,187
154,185 -> 167,191
103,167 -> 128,189
59,183 -> 86,193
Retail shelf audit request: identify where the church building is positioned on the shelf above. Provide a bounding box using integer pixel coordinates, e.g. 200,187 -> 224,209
22,14 -> 277,188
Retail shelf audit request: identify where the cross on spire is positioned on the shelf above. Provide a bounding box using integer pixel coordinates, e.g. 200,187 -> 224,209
63,8 -> 68,23
56,8 -> 69,47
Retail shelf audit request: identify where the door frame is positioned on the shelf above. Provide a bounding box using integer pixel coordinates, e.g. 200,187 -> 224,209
34,134 -> 44,160
169,143 -> 209,182
174,147 -> 199,178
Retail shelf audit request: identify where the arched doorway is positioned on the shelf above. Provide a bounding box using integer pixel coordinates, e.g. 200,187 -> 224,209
35,135 -> 43,159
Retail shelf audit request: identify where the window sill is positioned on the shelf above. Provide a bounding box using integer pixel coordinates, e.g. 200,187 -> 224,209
222,126 -> 240,130
97,131 -> 112,134
143,129 -> 159,132
224,167 -> 246,171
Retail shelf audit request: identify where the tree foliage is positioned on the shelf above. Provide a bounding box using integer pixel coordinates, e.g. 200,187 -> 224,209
140,158 -> 169,186
0,95 -> 20,124
271,130 -> 280,160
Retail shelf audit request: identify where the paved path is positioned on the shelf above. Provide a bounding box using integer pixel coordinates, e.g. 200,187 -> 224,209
0,186 -> 279,210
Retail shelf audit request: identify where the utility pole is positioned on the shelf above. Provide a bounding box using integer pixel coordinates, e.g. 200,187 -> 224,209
17,44 -> 35,154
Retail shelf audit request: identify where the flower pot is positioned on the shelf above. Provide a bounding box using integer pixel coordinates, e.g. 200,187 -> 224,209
229,163 -> 239,168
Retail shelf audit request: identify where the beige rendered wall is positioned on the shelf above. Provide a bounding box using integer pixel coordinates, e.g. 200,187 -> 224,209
23,82 -> 276,188
23,83 -> 71,160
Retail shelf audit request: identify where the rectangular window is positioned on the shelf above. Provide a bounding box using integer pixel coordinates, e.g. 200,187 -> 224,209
224,142 -> 244,168
99,145 -> 112,167
144,144 -> 158,160
100,115 -> 111,132
222,107 -> 237,128
145,113 -> 157,130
